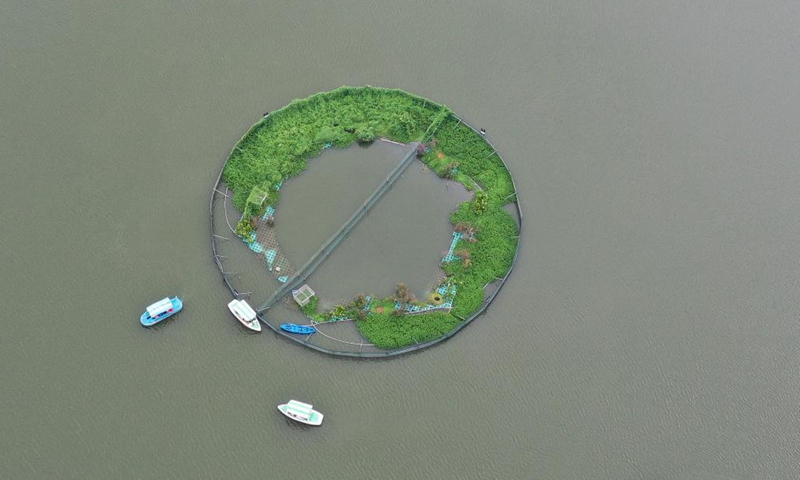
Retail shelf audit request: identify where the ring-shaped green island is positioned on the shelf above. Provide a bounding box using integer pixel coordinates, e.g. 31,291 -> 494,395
220,86 -> 520,352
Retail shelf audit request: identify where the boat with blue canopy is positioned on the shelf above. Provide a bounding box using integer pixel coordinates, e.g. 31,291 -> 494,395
277,400 -> 324,426
140,296 -> 183,326
280,323 -> 316,335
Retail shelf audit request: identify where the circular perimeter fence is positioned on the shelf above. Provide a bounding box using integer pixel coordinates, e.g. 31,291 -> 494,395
210,86 -> 522,357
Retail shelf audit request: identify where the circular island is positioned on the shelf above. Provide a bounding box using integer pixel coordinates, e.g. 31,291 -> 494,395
211,86 -> 521,356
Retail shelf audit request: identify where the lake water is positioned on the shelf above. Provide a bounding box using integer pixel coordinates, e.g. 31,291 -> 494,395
2,1 -> 799,479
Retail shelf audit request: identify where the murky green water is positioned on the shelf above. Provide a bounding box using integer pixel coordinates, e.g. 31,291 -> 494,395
2,1 -> 800,479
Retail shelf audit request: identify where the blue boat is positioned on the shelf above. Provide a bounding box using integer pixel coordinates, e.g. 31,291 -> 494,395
140,296 -> 183,327
280,323 -> 316,335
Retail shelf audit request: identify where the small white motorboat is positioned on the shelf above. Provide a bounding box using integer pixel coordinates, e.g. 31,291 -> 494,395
227,299 -> 261,332
277,400 -> 324,426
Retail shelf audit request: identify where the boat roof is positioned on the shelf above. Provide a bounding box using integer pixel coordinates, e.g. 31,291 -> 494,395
228,299 -> 256,320
146,297 -> 173,317
286,400 -> 313,420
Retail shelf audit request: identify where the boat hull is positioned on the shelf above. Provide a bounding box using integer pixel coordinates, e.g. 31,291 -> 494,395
237,317 -> 262,332
280,323 -> 316,335
227,300 -> 262,332
140,297 -> 183,326
277,404 -> 324,426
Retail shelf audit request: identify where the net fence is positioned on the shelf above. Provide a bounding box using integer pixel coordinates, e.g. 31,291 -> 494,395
210,114 -> 521,357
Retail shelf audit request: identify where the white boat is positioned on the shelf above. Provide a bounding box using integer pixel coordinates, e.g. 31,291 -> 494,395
277,400 -> 324,426
227,299 -> 261,332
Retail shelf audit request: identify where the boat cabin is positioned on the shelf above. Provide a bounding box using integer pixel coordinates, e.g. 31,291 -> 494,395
146,297 -> 174,319
285,400 -> 314,422
229,299 -> 257,322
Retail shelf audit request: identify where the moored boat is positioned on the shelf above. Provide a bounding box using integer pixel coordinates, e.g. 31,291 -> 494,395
227,299 -> 261,332
140,296 -> 183,327
277,400 -> 324,426
280,323 -> 316,335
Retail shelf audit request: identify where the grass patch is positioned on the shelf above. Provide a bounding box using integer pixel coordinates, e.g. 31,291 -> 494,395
355,309 -> 461,350
224,86 -> 449,212
430,116 -> 515,202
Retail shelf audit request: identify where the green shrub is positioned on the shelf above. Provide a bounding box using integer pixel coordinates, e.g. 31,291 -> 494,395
355,125 -> 377,144
355,311 -> 461,350
352,294 -> 368,309
331,304 -> 347,318
314,126 -> 340,145
473,191 -> 488,215
300,295 -> 318,316
235,217 -> 254,239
